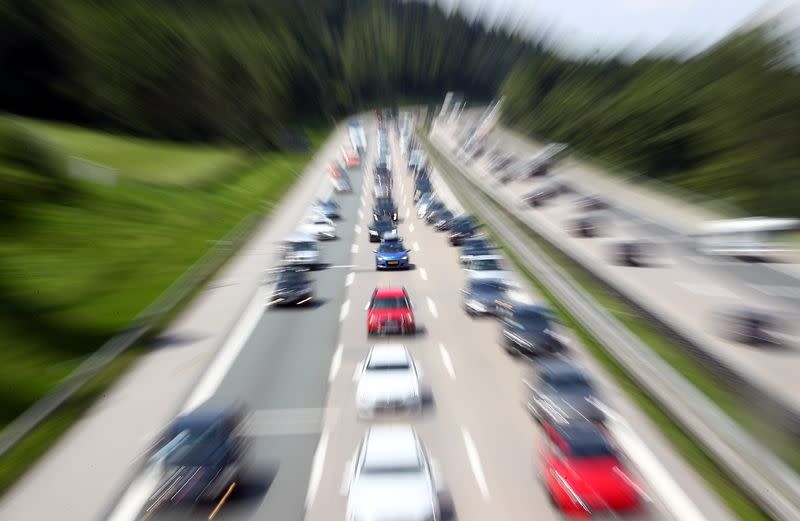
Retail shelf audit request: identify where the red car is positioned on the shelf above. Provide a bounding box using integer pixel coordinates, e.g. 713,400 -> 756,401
342,147 -> 361,169
539,421 -> 641,516
367,287 -> 416,335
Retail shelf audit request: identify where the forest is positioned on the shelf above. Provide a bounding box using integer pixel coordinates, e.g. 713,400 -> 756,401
2,0 -> 799,214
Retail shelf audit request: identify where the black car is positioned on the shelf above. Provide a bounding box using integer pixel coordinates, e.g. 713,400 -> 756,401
459,237 -> 495,264
368,217 -> 397,242
422,200 -> 447,221
462,279 -> 509,316
268,268 -> 313,306
144,405 -> 249,511
522,185 -> 558,207
568,215 -> 601,237
715,307 -> 782,346
430,209 -> 455,229
525,359 -> 605,425
612,239 -> 655,267
448,216 -> 479,245
575,195 -> 608,211
373,196 -> 398,222
525,158 -> 552,177
497,303 -> 566,356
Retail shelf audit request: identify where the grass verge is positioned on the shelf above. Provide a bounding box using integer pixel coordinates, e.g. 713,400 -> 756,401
425,136 -> 774,521
0,122 -> 330,495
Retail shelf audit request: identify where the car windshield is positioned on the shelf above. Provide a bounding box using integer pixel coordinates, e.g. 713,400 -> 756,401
453,220 -> 474,232
472,280 -> 507,292
162,419 -> 227,467
372,297 -> 408,309
568,437 -> 616,458
376,199 -> 394,209
367,358 -> 410,371
470,259 -> 501,271
289,241 -> 316,252
509,312 -> 549,332
373,220 -> 394,231
277,271 -> 308,284
545,372 -> 591,391
379,243 -> 406,253
363,453 -> 422,474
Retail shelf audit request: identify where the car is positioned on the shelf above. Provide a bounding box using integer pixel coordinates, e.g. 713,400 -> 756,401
353,344 -> 422,418
367,287 -> 416,335
525,358 -> 605,424
345,425 -> 445,521
459,236 -> 495,264
522,185 -> 559,207
373,181 -> 391,199
373,196 -> 398,222
328,163 -> 352,192
417,196 -> 441,219
374,235 -> 411,270
448,215 -> 479,245
300,213 -> 337,240
464,254 -> 509,281
611,239 -> 655,267
714,307 -> 782,346
524,158 -> 552,177
374,164 -> 392,186
489,154 -> 514,172
267,267 -> 313,306
414,181 -> 432,203
539,421 -> 641,515
567,215 -> 601,237
143,405 -> 248,511
575,195 -> 608,211
368,217 -> 397,243
281,232 -> 321,267
496,302 -> 567,357
342,147 -> 361,169
348,120 -> 367,153
408,149 -> 426,171
431,209 -> 456,230
425,206 -> 451,225
461,278 -> 509,316
312,197 -> 340,219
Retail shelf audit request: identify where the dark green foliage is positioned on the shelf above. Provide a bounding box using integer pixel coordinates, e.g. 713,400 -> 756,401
501,27 -> 800,215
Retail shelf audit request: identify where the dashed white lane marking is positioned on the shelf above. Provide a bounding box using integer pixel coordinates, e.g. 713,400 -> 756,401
674,281 -> 738,299
594,402 -> 705,521
339,299 -> 350,321
182,288 -> 265,412
426,297 -> 439,319
413,242 -> 420,252
329,344 -> 343,382
305,426 -> 330,509
360,194 -> 365,206
354,224 -> 361,234
438,343 -> 456,379
345,272 -> 355,287
409,223 -> 415,232
357,209 -> 363,219
404,207 -> 410,219
461,428 -> 490,501
420,268 -> 428,281
351,243 -> 359,254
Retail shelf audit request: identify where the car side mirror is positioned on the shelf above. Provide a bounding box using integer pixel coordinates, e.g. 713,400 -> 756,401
364,301 -> 371,311
372,250 -> 377,253
352,361 -> 363,383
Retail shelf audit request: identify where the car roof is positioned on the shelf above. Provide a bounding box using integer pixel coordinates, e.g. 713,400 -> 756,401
364,425 -> 420,468
369,344 -> 410,365
551,420 -> 608,446
374,287 -> 406,298
286,232 -> 317,243
172,404 -> 239,429
469,254 -> 503,261
537,358 -> 586,378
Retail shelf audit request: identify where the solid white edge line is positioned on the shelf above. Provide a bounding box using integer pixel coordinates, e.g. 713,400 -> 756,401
461,427 -> 490,501
426,297 -> 438,319
339,299 -> 350,322
438,343 -> 456,379
182,288 -> 265,412
304,426 -> 330,510
360,195 -> 365,206
345,272 -> 355,287
106,464 -> 164,521
328,344 -> 343,383
594,402 -> 707,521
420,268 -> 428,281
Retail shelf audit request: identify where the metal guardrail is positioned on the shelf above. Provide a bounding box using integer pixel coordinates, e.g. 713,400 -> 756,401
0,211 -> 262,460
424,131 -> 800,521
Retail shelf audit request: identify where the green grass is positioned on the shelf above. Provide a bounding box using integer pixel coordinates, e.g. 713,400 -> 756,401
425,137 -> 774,521
5,115 -> 249,186
0,122 -> 328,434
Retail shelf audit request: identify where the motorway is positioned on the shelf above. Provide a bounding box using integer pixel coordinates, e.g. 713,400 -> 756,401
125,116 -> 734,521
0,115 -> 737,521
430,116 -> 800,421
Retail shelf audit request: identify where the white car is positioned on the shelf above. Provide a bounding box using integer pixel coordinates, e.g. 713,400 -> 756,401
416,195 -> 438,219
300,214 -> 337,240
344,425 -> 445,521
354,344 -> 422,418
281,232 -> 320,267
465,254 -> 510,281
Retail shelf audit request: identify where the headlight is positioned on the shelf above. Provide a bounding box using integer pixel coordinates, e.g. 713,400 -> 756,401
377,256 -> 386,261
401,255 -> 408,261
369,230 -> 378,235
467,299 -> 487,312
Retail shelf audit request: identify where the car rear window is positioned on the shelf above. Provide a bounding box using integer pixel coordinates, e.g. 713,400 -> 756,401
372,297 -> 408,309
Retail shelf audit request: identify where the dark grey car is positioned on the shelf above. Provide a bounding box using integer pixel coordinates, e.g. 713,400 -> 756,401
461,279 -> 509,316
524,359 -> 605,425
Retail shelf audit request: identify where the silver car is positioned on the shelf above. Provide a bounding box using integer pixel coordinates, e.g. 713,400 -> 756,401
281,232 -> 320,267
354,344 -> 422,418
464,254 -> 510,282
344,425 -> 444,521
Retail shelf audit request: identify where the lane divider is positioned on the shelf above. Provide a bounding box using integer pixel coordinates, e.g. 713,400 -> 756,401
420,268 -> 428,281
438,343 -> 456,380
426,297 -> 438,319
339,299 -> 350,322
461,427 -> 491,501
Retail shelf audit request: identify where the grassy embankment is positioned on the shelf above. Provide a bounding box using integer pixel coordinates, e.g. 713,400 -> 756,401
0,116 -> 328,494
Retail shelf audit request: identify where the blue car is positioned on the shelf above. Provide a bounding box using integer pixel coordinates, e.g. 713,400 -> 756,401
374,236 -> 410,270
